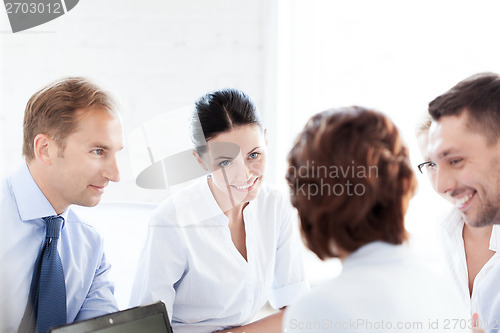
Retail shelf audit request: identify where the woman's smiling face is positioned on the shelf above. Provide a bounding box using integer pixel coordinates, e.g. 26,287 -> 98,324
202,124 -> 267,211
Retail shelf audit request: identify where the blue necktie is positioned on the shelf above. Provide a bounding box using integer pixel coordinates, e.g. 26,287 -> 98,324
18,216 -> 67,333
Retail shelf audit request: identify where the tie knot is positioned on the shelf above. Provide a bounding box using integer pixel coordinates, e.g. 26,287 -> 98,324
44,216 -> 64,239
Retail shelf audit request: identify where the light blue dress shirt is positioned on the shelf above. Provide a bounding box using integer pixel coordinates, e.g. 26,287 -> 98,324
0,164 -> 119,332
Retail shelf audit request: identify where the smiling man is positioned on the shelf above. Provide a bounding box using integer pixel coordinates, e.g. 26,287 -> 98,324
416,113 -> 500,320
427,72 -> 500,331
0,77 -> 123,333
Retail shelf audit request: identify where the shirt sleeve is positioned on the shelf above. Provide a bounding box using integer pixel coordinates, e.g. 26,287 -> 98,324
129,210 -> 187,321
269,193 -> 310,309
74,250 -> 119,321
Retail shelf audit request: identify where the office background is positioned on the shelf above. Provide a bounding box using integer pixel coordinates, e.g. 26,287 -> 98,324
2,0 -> 500,308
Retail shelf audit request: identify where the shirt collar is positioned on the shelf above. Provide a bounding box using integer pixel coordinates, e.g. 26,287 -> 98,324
441,207 -> 499,253
202,176 -> 227,223
490,226 -> 500,251
11,163 -> 68,227
342,241 -> 407,269
441,207 -> 464,237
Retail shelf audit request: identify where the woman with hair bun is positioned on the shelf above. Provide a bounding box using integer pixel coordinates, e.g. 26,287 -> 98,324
131,88 -> 308,333
283,106 -> 468,333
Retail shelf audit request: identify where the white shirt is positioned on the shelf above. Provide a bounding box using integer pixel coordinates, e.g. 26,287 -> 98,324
130,177 -> 309,333
283,241 -> 469,333
439,207 -> 500,315
476,263 -> 500,332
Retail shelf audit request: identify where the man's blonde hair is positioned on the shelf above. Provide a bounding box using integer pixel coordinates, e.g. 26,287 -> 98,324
23,77 -> 117,160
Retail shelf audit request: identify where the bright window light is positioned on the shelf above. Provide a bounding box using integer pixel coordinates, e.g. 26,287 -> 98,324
275,0 -> 500,277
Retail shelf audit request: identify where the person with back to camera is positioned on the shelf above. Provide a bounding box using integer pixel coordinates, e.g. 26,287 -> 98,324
130,88 -> 309,333
283,106 -> 469,333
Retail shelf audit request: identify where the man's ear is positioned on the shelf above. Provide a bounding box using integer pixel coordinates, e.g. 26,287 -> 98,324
33,134 -> 54,166
192,149 -> 209,171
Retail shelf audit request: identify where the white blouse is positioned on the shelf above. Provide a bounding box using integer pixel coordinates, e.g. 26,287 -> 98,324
283,242 -> 469,333
439,207 -> 500,315
130,177 -> 309,333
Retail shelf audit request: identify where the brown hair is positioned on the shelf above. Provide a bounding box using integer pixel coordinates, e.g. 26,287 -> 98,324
286,106 -> 417,259
428,72 -> 500,144
23,77 -> 117,161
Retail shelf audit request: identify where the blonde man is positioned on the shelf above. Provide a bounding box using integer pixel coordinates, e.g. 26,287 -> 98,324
0,77 -> 123,333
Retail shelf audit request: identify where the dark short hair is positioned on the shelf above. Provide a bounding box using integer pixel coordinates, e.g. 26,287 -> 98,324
286,106 -> 417,259
428,72 -> 500,144
23,77 -> 117,160
190,88 -> 263,153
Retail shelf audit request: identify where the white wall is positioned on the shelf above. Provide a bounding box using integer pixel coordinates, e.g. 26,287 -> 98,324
0,0 -> 310,309
0,0 -> 277,203
275,0 -> 500,252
